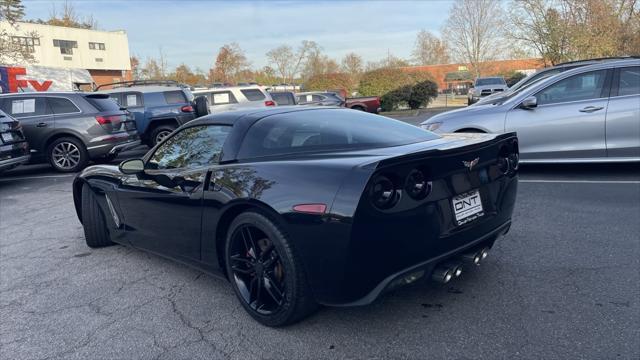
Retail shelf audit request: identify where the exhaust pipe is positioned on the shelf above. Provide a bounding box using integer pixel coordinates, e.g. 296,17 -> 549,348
431,266 -> 454,283
443,261 -> 463,278
460,247 -> 489,266
460,252 -> 482,266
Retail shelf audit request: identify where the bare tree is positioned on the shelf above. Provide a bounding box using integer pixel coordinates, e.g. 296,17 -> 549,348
46,0 -> 97,29
365,52 -> 409,71
210,42 -> 249,83
341,53 -> 363,76
266,40 -> 319,84
442,0 -> 506,76
0,0 -> 38,65
508,0 -> 573,65
139,58 -> 162,80
412,30 -> 450,65
302,44 -> 339,80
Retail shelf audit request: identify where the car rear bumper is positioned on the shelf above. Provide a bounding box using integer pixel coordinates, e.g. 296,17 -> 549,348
327,221 -> 511,306
0,154 -> 30,171
86,132 -> 141,158
0,141 -> 30,171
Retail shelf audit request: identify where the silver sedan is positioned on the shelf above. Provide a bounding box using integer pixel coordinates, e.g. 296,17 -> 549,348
421,59 -> 640,163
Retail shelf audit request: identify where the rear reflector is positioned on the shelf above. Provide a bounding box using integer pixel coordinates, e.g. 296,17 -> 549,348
265,100 -> 276,107
292,204 -> 327,214
181,105 -> 194,112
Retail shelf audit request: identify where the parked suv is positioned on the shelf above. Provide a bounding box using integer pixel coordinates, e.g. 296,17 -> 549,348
96,81 -> 208,147
421,59 -> 640,163
467,77 -> 508,105
0,109 -> 30,173
192,85 -> 275,114
0,92 -> 140,172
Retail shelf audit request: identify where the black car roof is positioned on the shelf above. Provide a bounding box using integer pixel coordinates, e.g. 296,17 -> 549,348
186,106 -> 342,163
187,106 -> 333,127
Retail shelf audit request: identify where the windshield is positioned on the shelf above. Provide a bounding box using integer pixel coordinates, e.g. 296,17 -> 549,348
475,78 -> 506,86
238,109 -> 439,159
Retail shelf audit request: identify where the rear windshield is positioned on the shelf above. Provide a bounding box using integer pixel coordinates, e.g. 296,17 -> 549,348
84,95 -> 120,112
476,78 -> 506,86
240,89 -> 266,101
270,92 -> 295,105
238,109 -> 439,159
163,90 -> 188,104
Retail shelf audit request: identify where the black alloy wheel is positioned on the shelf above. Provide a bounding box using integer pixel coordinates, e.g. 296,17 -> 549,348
225,211 -> 317,326
228,224 -> 286,315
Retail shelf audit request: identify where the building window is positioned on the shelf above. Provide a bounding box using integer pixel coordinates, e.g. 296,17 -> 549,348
63,56 -> 72,61
95,58 -> 103,62
89,42 -> 106,50
11,36 -> 39,53
53,39 -> 78,55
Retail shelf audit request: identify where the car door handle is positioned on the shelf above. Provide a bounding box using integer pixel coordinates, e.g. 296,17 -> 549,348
579,106 -> 604,113
36,122 -> 48,127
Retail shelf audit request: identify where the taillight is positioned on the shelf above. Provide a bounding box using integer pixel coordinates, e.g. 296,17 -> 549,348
181,105 -> 194,112
265,100 -> 276,107
95,115 -> 112,125
370,174 -> 400,210
404,169 -> 431,200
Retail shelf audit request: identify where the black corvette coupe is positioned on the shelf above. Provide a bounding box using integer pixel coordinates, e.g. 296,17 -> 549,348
73,107 -> 519,326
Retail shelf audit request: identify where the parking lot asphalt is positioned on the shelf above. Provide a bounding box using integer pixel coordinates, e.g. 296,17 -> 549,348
1,115 -> 639,359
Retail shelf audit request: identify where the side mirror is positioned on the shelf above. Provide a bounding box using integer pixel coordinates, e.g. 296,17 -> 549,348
119,158 -> 145,175
520,96 -> 537,109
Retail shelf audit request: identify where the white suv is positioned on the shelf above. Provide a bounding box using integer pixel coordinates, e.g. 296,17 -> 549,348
192,85 -> 276,114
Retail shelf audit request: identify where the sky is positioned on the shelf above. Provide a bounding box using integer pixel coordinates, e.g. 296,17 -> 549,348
23,0 -> 455,71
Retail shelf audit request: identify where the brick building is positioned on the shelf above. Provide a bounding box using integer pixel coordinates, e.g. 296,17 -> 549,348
402,58 -> 545,92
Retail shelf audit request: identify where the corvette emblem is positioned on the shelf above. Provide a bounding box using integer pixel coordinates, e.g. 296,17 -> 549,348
462,157 -> 479,170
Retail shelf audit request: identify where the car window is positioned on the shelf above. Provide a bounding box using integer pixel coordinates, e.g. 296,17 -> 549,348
121,92 -> 143,107
536,70 -> 607,106
48,97 -> 80,114
271,92 -> 294,105
240,89 -> 266,101
147,125 -> 231,169
210,91 -> 238,105
311,94 -> 325,102
476,78 -> 505,86
84,95 -> 121,112
2,97 -> 50,117
163,90 -> 187,104
238,109 -> 439,159
617,67 -> 640,96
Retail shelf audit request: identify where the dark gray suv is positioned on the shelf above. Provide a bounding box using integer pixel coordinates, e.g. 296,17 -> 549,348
0,92 -> 140,172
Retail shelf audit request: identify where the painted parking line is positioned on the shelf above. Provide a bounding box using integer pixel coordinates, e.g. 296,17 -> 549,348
520,179 -> 640,184
0,174 -> 76,182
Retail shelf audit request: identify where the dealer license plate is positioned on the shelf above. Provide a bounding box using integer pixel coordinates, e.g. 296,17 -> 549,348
452,189 -> 484,225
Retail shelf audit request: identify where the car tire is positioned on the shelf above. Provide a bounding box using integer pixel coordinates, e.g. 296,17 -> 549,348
194,96 -> 210,117
225,211 -> 318,327
47,137 -> 89,173
81,184 -> 115,248
150,125 -> 176,147
351,106 -> 365,111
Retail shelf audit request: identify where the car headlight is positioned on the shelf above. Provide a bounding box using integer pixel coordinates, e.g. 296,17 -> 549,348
421,122 -> 442,132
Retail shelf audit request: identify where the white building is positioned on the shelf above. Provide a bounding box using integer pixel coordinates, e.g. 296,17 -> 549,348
0,21 -> 132,89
